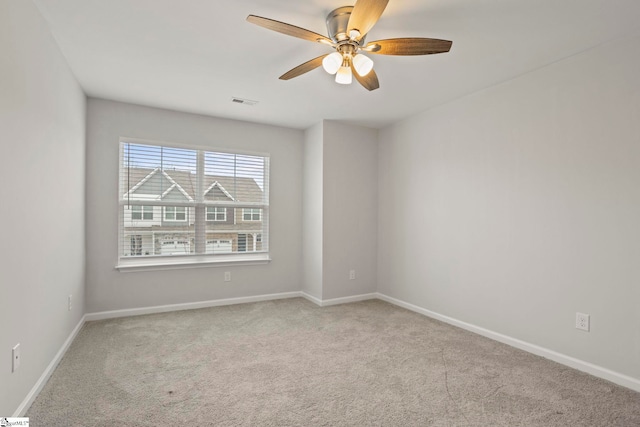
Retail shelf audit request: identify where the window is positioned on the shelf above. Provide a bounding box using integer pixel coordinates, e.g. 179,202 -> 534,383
131,205 -> 153,220
237,234 -> 247,252
119,139 -> 269,269
130,235 -> 142,256
206,207 -> 226,221
164,206 -> 186,221
243,208 -> 261,221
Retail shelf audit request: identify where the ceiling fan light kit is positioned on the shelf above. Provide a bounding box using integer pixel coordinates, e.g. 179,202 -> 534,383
352,53 -> 374,76
336,65 -> 353,84
247,0 -> 452,91
322,52 -> 343,74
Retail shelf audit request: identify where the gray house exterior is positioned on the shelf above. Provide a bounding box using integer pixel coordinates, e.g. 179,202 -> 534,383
122,167 -> 265,257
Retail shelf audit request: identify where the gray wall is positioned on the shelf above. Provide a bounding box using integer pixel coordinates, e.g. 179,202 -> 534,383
0,1 -> 86,415
322,121 -> 378,299
86,99 -> 303,312
302,123 -> 324,299
302,121 -> 378,300
378,33 -> 640,381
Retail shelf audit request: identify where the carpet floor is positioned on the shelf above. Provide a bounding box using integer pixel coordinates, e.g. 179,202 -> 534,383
27,298 -> 640,426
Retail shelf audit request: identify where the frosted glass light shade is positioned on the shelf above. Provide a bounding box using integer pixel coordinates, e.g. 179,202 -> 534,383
322,52 -> 343,75
335,65 -> 352,84
353,54 -> 374,76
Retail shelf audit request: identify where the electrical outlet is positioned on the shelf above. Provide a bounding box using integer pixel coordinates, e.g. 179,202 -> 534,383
68,294 -> 72,311
349,270 -> 356,280
224,271 -> 231,282
12,343 -> 20,372
576,312 -> 590,331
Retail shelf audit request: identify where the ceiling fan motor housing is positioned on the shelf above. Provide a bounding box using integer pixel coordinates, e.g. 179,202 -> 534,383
326,6 -> 366,45
246,0 -> 452,91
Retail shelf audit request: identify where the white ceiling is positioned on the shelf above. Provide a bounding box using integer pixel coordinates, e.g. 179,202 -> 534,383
33,0 -> 640,130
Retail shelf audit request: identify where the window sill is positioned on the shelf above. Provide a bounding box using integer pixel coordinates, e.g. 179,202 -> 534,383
116,253 -> 271,272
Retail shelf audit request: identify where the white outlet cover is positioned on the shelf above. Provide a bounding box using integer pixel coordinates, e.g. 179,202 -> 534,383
576,312 -> 590,331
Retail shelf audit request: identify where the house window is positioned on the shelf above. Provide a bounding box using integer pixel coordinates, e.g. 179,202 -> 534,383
131,205 -> 153,220
206,207 -> 226,221
164,206 -> 186,221
130,235 -> 142,256
238,234 -> 247,252
243,208 -> 261,221
118,139 -> 270,268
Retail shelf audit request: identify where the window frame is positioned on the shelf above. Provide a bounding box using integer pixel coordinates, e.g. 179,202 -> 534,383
130,234 -> 143,256
117,137 -> 271,271
242,208 -> 262,222
131,205 -> 154,221
206,206 -> 227,222
164,206 -> 187,222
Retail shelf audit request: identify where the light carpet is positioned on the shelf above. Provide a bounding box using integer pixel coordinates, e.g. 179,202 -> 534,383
27,298 -> 640,426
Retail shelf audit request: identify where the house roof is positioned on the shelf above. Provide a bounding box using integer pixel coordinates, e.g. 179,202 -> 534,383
123,167 -> 264,203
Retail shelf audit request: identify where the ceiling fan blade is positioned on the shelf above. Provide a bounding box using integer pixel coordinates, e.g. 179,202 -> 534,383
352,65 -> 380,91
247,15 -> 333,44
280,54 -> 328,80
364,38 -> 452,55
347,0 -> 389,40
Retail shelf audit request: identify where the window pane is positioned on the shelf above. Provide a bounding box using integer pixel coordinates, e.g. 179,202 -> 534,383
238,234 -> 247,252
130,235 -> 142,255
143,206 -> 153,220
121,205 -> 194,257
131,205 -> 142,220
207,207 -> 226,221
242,208 -> 261,221
204,152 -> 265,201
176,207 -> 186,221
165,207 -> 175,220
120,141 -> 269,261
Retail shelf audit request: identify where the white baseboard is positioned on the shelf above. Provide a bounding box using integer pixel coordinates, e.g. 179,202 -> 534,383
300,292 -> 377,307
300,292 -> 323,306
85,291 -> 302,321
14,314 -> 86,417
376,292 -> 640,393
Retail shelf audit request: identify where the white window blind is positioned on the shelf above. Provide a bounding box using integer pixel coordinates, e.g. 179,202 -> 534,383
118,139 -> 269,268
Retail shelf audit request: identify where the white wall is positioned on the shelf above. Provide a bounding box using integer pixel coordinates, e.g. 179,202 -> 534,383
378,33 -> 640,381
302,123 -> 324,299
0,0 -> 86,415
86,99 -> 303,312
322,121 -> 378,299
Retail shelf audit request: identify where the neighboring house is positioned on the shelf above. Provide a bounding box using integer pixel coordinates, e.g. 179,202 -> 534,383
122,167 -> 264,256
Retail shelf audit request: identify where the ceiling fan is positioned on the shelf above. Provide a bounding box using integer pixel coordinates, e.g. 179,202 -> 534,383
247,0 -> 452,91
